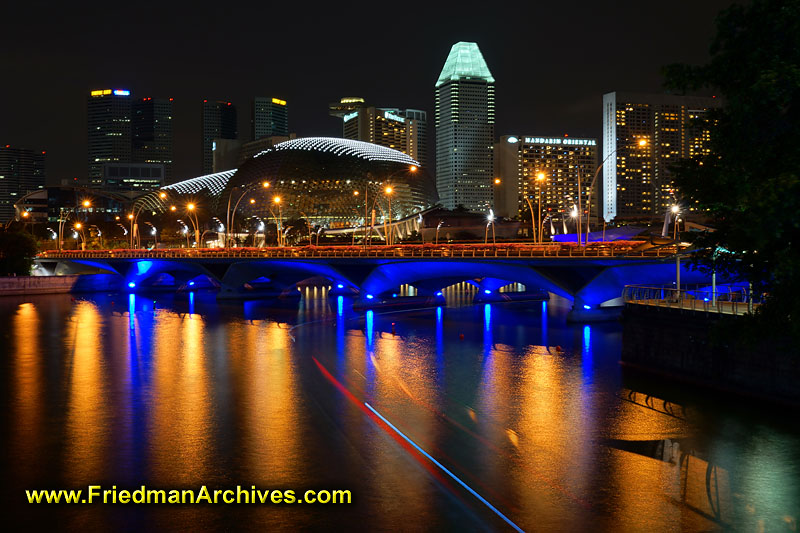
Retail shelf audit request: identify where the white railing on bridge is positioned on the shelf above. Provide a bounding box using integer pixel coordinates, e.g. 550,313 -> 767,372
622,284 -> 762,316
38,242 -> 682,261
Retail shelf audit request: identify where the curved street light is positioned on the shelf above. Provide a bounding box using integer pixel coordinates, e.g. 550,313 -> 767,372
356,165 -> 417,247
73,222 -> 86,250
227,181 -> 270,248
58,199 -> 91,251
583,138 -> 648,245
186,203 -> 201,247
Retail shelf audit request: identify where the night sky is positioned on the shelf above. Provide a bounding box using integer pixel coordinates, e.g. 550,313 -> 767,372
1,0 -> 736,183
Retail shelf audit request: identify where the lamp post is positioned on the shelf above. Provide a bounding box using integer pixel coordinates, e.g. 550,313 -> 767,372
435,220 -> 443,245
73,222 -> 86,250
226,181 -> 270,248
127,213 -> 136,248
176,219 -> 190,248
485,210 -> 496,245
535,172 -> 546,243
384,186 -> 393,246
584,138 -> 648,244
144,222 -> 157,248
272,196 -> 283,246
186,203 -> 200,247
524,195 -> 537,242
58,199 -> 91,251
20,211 -> 30,234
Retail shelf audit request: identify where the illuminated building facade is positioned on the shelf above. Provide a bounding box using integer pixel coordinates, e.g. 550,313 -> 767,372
202,100 -> 238,174
140,138 -> 437,229
87,88 -> 132,182
435,42 -> 495,211
133,97 -> 174,182
101,163 -> 164,193
494,136 -> 598,221
602,92 -> 720,221
252,97 -> 288,139
0,145 -> 45,220
331,99 -> 428,169
328,96 -> 366,118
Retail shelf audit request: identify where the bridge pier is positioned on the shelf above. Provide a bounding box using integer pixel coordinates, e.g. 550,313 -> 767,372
566,297 -> 623,322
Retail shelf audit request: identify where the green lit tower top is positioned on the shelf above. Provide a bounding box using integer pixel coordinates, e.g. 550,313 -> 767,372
435,42 -> 495,212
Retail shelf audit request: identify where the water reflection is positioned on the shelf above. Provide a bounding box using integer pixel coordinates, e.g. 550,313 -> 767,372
10,303 -> 44,486
0,290 -> 798,531
149,309 -> 213,484
64,301 -> 111,484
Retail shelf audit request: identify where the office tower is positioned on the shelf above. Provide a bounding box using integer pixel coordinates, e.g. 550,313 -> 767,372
602,92 -> 720,221
332,103 -> 428,168
252,97 -> 288,140
87,88 -> 132,183
494,136 -> 598,221
329,97 -> 366,119
403,109 -> 428,170
133,97 -> 174,183
202,100 -> 238,174
101,163 -> 165,192
0,145 -> 45,220
435,42 -> 495,211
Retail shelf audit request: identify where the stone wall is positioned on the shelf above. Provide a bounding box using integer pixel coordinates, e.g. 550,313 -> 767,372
621,304 -> 800,406
0,274 -> 121,296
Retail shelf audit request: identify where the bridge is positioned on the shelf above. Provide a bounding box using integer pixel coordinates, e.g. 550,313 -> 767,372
35,242 -> 718,320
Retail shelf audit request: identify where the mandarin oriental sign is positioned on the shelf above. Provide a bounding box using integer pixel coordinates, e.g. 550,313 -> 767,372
524,137 -> 596,146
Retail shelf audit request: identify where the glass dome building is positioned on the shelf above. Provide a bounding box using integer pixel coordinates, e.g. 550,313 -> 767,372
140,137 -> 438,229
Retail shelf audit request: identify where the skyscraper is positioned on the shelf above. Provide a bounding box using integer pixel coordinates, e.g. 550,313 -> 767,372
331,100 -> 428,168
494,135 -> 598,222
435,42 -> 495,211
133,97 -> 174,182
602,92 -> 720,221
252,97 -> 288,140
87,88 -> 132,183
0,145 -> 45,220
202,100 -> 238,174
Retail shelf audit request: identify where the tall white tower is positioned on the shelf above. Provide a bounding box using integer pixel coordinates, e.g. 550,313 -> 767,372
435,42 -> 495,212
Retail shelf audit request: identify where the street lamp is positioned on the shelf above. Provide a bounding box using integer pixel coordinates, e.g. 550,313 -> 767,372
20,211 -> 30,234
272,196 -> 283,246
384,186 -> 393,246
186,203 -> 201,247
358,165 -> 416,247
535,172 -> 546,243
435,220 -> 444,245
144,222 -> 157,248
176,219 -> 190,247
127,213 -> 135,248
485,210 -> 496,245
57,199 -> 91,251
74,222 -> 86,250
226,181 -> 270,248
583,138 -> 648,245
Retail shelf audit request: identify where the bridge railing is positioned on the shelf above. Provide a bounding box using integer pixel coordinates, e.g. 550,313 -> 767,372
38,242 -> 682,260
622,284 -> 763,316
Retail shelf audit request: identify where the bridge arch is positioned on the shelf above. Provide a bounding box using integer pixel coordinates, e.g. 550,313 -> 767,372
219,260 -> 359,298
358,260 -> 572,300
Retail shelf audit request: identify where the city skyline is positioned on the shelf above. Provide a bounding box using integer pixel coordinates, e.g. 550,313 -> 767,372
1,1 -> 735,182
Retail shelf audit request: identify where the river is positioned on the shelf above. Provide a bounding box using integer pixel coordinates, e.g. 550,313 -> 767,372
1,287 -> 798,531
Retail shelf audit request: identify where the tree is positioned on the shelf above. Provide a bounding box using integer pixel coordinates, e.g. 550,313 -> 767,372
0,230 -> 38,276
663,0 -> 800,340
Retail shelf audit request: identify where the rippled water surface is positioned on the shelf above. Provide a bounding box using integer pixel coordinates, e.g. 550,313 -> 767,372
1,288 -> 798,531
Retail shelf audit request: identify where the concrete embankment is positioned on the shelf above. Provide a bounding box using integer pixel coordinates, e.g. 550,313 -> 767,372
0,274 -> 121,296
621,303 -> 800,407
